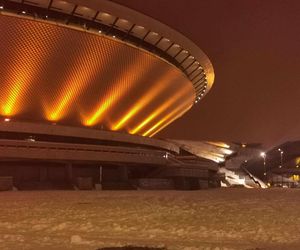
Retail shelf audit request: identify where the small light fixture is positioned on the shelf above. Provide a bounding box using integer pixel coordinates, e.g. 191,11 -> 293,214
21,10 -> 26,14
0,6 -> 4,10
112,35 -> 116,38
98,30 -> 102,33
4,118 -> 10,122
27,136 -> 35,142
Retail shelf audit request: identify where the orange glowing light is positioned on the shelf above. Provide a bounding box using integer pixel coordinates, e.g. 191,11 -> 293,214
84,92 -> 119,126
46,65 -> 97,121
111,69 -> 177,131
2,79 -> 23,116
143,99 -> 193,136
84,55 -> 152,126
148,103 -> 193,137
0,17 -> 58,116
0,14 -> 199,132
129,84 -> 194,134
46,42 -> 111,121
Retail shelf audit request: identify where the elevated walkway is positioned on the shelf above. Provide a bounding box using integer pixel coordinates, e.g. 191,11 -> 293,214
0,139 -> 167,165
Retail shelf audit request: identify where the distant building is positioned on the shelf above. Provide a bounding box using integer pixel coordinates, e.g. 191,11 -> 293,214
245,141 -> 300,188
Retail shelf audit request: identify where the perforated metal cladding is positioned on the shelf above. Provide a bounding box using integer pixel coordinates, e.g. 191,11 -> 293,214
0,15 -> 195,136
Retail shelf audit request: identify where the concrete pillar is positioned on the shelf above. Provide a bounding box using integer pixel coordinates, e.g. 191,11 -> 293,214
95,166 -> 103,190
99,166 -> 102,184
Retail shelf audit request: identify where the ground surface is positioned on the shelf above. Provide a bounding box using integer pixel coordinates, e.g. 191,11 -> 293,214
0,189 -> 300,250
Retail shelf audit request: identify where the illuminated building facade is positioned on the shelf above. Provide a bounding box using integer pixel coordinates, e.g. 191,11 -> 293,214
0,0 -> 217,190
0,0 -> 214,136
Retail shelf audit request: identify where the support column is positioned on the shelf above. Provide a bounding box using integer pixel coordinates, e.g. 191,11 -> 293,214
95,165 -> 103,190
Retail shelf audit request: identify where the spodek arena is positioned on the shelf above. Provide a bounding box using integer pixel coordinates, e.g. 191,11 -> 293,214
0,0 -> 282,191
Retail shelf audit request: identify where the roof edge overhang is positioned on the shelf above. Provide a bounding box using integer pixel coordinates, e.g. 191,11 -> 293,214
66,0 -> 215,96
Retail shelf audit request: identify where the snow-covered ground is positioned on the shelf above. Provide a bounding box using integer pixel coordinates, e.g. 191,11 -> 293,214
0,189 -> 300,250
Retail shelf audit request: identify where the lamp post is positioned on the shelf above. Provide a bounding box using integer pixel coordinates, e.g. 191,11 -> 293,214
278,148 -> 284,186
261,152 -> 267,181
278,148 -> 284,168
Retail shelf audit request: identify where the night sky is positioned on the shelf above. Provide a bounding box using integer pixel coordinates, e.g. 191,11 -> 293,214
113,0 -> 300,147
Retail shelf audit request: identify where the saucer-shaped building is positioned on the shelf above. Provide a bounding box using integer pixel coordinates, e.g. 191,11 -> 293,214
0,0 -> 217,190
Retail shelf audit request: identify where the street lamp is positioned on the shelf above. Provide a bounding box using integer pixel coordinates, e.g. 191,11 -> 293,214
260,152 -> 267,179
278,149 -> 284,168
278,148 -> 284,186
